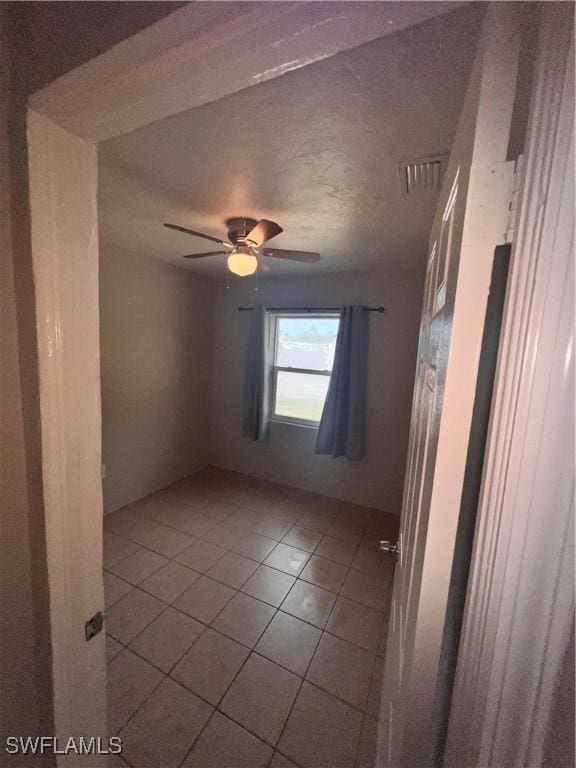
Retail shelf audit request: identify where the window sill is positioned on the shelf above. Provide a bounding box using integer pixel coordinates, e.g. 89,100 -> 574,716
269,417 -> 320,431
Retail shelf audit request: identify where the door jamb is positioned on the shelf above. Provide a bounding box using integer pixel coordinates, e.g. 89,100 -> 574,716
444,5 -> 575,765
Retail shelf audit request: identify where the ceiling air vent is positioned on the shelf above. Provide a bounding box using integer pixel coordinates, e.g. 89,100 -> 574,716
397,155 -> 447,197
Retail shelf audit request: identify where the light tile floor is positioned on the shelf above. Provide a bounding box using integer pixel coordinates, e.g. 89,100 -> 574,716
104,468 -> 398,768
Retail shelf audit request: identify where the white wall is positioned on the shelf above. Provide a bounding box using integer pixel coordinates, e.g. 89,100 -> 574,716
209,270 -> 423,514
100,247 -> 214,512
100,260 -> 423,515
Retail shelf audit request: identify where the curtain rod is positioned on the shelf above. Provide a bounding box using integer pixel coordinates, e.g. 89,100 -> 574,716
238,306 -> 386,313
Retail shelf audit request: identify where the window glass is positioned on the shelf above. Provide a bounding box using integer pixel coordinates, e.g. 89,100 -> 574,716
271,314 -> 339,425
276,316 -> 339,371
274,370 -> 330,423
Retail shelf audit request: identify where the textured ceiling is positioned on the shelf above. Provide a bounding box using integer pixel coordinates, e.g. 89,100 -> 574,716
99,3 -> 482,278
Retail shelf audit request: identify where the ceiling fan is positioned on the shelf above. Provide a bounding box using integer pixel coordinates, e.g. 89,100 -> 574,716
164,217 -> 321,276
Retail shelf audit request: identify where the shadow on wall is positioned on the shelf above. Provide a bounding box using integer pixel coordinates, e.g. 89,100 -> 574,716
99,247 -> 215,514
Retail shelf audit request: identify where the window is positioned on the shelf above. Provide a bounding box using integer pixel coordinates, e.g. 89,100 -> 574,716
270,313 -> 340,426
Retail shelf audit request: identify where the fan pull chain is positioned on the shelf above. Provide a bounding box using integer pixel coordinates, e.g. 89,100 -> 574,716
254,254 -> 259,293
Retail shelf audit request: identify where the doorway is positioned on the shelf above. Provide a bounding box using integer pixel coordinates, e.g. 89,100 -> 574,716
21,2 -> 574,767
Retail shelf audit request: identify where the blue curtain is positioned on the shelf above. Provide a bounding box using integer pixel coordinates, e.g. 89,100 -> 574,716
315,305 -> 369,460
242,305 -> 271,441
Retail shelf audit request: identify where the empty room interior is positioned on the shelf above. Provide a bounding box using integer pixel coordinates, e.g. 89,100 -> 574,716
2,2 -> 574,768
99,6 -> 477,766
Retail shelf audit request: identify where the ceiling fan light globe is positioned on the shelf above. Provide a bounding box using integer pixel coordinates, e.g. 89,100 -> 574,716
227,252 -> 258,277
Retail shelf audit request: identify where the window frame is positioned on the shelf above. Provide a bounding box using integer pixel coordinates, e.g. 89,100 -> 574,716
269,311 -> 340,428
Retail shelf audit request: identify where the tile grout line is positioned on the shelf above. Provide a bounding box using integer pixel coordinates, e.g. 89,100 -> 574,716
106,536 -> 390,655
105,472 -> 396,764
109,519 -> 390,580
109,617 -> 379,727
113,578 -> 247,766
109,496 -> 390,565
108,580 -> 385,660
273,633 -> 321,753
107,545 -> 391,624
175,584 -> 282,767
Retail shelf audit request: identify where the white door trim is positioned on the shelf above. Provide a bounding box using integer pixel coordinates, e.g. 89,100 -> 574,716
444,4 -> 575,766
27,111 -> 104,749
28,1 -> 463,143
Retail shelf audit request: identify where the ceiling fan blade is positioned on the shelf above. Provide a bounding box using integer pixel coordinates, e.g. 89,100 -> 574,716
245,219 -> 283,247
261,248 -> 321,263
181,251 -> 228,259
164,222 -> 231,247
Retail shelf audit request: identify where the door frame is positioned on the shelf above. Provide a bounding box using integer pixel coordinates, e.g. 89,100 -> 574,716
24,1 -> 466,751
379,4 -> 522,765
444,5 -> 574,766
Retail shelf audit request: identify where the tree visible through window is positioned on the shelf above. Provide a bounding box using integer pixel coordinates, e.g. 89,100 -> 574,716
271,313 -> 340,425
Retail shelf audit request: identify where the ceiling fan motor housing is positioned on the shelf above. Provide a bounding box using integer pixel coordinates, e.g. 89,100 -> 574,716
226,217 -> 258,245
